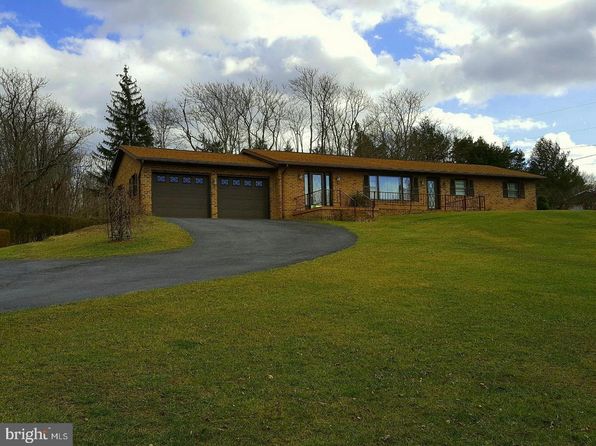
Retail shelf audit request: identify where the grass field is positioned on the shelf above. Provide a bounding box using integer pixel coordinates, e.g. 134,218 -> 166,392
0,211 -> 594,445
0,216 -> 192,260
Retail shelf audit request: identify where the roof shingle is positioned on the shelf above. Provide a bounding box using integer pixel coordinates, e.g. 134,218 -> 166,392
243,149 -> 544,179
120,145 -> 275,169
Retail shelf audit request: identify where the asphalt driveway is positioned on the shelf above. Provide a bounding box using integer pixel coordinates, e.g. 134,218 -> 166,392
0,219 -> 356,312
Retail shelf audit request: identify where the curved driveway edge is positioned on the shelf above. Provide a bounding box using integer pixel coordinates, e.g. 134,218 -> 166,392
0,219 -> 356,312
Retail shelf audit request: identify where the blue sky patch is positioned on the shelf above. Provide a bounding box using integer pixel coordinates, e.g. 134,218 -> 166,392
364,17 -> 435,61
0,0 -> 100,47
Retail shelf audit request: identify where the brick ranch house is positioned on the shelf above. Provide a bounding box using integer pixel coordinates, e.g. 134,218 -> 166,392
111,145 -> 544,219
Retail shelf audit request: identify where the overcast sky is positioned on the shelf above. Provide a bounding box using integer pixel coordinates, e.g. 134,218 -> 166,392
1,0 -> 595,174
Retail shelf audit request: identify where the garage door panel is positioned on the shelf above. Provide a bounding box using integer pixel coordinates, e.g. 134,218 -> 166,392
218,177 -> 269,219
152,173 -> 210,218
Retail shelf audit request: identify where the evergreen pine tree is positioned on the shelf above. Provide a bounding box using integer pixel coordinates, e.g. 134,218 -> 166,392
528,137 -> 585,209
93,66 -> 153,183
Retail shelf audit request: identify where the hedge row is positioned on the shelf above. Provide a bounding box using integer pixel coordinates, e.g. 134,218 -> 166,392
0,212 -> 103,245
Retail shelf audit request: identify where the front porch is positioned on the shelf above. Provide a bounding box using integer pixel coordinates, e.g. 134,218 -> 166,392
292,190 -> 486,220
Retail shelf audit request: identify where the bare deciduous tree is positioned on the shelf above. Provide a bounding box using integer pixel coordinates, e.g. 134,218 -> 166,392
179,78 -> 288,152
180,81 -> 243,152
367,88 -> 427,159
288,68 -> 369,155
177,68 -> 428,159
288,66 -> 318,152
0,68 -> 92,213
328,84 -> 370,156
149,99 -> 181,148
234,81 -> 258,149
313,73 -> 340,154
285,99 -> 307,152
253,77 -> 287,150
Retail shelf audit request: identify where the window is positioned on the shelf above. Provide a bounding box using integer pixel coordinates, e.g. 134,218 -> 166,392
129,174 -> 138,197
182,177 -> 191,184
451,179 -> 474,197
232,179 -> 241,186
369,175 -> 378,197
220,178 -> 229,186
453,180 -> 466,196
156,175 -> 166,183
169,176 -> 179,183
504,181 -> 522,198
255,180 -> 264,187
304,172 -> 332,207
244,179 -> 253,187
379,176 -> 400,199
195,177 -> 204,185
402,177 -> 411,201
366,175 -> 413,201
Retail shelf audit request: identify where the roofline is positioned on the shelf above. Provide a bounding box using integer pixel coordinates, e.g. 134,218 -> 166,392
135,156 -> 276,169
118,146 -> 275,169
242,149 -> 545,180
108,150 -> 125,182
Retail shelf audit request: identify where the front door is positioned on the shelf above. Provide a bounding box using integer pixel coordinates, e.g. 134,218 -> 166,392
311,173 -> 323,207
427,178 -> 440,210
305,173 -> 332,208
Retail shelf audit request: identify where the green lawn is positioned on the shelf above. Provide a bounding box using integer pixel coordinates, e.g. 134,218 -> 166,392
0,216 -> 192,259
0,211 -> 594,445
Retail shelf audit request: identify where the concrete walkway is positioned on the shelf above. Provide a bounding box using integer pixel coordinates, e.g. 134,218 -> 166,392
0,219 -> 356,312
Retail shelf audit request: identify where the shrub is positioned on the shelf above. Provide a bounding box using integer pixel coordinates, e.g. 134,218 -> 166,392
107,187 -> 133,241
0,212 -> 102,245
537,196 -> 550,210
349,191 -> 371,208
0,229 -> 9,248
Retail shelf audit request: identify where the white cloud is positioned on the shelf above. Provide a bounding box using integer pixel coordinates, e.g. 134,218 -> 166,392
541,132 -> 596,175
401,0 -> 596,103
510,139 -> 536,154
223,56 -> 262,76
0,0 -> 595,164
542,131 -> 575,148
426,108 -> 548,145
494,118 -> 548,131
0,12 -> 16,22
426,107 -> 501,144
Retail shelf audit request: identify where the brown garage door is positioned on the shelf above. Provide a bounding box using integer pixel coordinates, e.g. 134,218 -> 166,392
217,177 -> 269,219
152,173 -> 210,218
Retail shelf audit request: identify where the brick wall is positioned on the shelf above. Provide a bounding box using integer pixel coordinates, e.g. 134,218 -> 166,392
140,160 -> 277,217
114,153 -> 538,219
112,155 -> 143,211
280,168 -> 538,217
113,154 -> 141,189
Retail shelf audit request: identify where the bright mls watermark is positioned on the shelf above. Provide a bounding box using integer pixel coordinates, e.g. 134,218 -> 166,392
0,424 -> 72,446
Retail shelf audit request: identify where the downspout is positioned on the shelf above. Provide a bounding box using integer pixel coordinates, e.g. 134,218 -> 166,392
138,160 -> 144,213
280,164 -> 288,219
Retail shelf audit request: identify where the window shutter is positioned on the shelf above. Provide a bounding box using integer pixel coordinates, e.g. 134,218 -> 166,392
363,175 -> 369,196
450,179 -> 455,195
467,179 -> 474,197
519,181 -> 525,199
502,182 -> 508,198
412,176 -> 419,202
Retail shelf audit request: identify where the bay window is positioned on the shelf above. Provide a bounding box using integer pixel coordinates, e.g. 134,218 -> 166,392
366,175 -> 414,201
